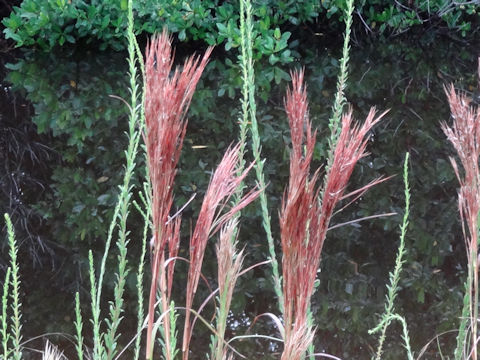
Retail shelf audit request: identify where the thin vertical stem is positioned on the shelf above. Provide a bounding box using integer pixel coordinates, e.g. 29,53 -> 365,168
5,214 -> 22,360
322,0 -> 355,197
74,292 -> 84,360
371,153 -> 411,360
240,0 -> 284,314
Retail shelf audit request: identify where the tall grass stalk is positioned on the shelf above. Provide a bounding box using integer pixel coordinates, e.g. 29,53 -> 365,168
88,250 -> 103,359
280,70 -> 386,360
132,189 -> 151,360
327,0 -> 354,155
454,281 -> 470,360
235,0 -> 250,184
127,2 -> 150,359
1,267 -> 11,360
143,29 -> 212,360
307,2 -> 354,356
74,292 -> 84,360
239,0 -> 284,315
369,152 -> 411,360
442,72 -> 480,360
102,1 -> 147,356
182,145 -> 261,360
210,220 -> 245,360
4,214 -> 22,360
77,1 -> 145,358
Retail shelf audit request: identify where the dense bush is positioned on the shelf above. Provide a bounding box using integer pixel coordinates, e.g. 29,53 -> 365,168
353,0 -> 479,36
5,49 -> 129,246
3,0 -> 477,105
2,0 -> 478,55
2,0 -> 316,59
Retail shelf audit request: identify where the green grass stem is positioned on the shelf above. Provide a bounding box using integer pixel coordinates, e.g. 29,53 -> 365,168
327,0 -> 354,152
5,214 -> 22,360
369,152 -> 411,360
454,280 -> 470,360
1,267 -> 11,360
308,2 -> 354,357
236,0 -> 251,184
132,194 -> 150,360
240,0 -> 284,315
88,249 -> 103,360
74,292 -> 84,360
83,2 -> 144,358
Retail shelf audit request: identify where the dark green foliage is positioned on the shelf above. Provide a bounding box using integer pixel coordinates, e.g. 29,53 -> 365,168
2,0 -> 316,59
3,0 -> 478,55
324,0 -> 478,37
4,0 -> 477,108
6,49 -> 129,246
3,0 -> 129,50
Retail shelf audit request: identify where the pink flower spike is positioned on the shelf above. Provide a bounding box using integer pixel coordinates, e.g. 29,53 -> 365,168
144,28 -> 212,360
182,144 -> 261,360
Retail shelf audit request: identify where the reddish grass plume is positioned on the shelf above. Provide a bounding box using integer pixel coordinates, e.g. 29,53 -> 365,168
442,64 -> 480,360
182,144 -> 261,360
280,69 -> 386,360
144,29 -> 212,360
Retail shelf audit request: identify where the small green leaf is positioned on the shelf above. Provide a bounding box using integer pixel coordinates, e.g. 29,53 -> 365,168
216,22 -> 227,34
178,29 -> 186,41
274,27 -> 281,39
3,28 -> 23,43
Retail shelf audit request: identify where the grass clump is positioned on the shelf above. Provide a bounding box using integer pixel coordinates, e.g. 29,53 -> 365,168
4,0 -> 480,359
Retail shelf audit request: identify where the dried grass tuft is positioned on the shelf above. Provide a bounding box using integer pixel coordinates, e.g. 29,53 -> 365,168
280,69 -> 386,359
182,144 -> 261,360
144,29 -> 212,360
442,68 -> 480,360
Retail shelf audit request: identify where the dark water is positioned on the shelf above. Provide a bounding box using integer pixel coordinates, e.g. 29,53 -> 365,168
1,34 -> 480,359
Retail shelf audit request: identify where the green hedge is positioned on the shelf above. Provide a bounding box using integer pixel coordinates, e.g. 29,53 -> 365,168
3,0 -> 479,54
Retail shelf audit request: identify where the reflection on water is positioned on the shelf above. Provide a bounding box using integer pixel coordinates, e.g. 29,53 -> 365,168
2,36 -> 480,359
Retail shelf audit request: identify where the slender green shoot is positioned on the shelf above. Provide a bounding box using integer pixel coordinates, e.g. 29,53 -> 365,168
327,0 -> 355,154
92,1 -> 143,355
126,2 -> 149,358
83,1 -> 144,358
164,302 -> 179,360
74,292 -> 84,360
132,191 -> 151,360
240,0 -> 283,314
88,250 -> 104,360
307,2 -> 354,357
236,0 -> 251,183
386,313 -> 414,360
1,267 -> 11,360
369,152 -> 411,360
104,1 -> 145,356
454,281 -> 470,360
5,214 -> 22,360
